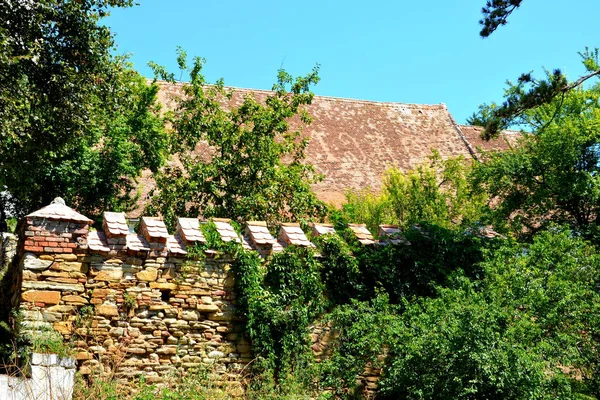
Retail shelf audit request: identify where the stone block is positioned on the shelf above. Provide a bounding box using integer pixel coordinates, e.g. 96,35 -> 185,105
62,295 -> 88,304
54,321 -> 73,335
75,351 -> 92,361
21,290 -> 61,305
155,346 -> 177,355
96,304 -> 119,317
22,253 -> 53,270
22,281 -> 84,293
31,353 -> 58,366
136,267 -> 158,282
94,269 -> 123,281
197,304 -> 220,313
150,282 -> 178,290
52,261 -> 87,273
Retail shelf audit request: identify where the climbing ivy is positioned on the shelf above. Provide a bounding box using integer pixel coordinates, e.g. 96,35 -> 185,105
233,245 -> 324,392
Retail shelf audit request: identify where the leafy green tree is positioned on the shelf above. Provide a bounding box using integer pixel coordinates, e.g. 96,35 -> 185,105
377,228 -> 600,399
0,0 -> 167,226
148,50 -> 326,226
472,73 -> 600,240
342,152 -> 486,234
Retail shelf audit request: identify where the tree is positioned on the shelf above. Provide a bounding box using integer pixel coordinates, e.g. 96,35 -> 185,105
479,0 -> 524,38
0,0 -> 167,227
377,229 -> 600,399
148,50 -> 327,226
472,68 -> 600,240
341,152 -> 486,235
476,2 -> 600,138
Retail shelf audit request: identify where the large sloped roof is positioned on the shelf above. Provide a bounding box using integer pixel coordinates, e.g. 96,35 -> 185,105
458,124 -> 521,155
134,82 -> 512,212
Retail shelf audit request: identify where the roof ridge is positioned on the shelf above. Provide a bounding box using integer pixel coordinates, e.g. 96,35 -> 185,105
153,80 -> 446,109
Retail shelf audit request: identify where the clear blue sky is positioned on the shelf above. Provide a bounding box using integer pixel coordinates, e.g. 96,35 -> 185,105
106,0 -> 600,124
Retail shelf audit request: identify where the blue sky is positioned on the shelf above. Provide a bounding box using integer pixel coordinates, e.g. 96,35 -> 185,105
106,0 -> 599,124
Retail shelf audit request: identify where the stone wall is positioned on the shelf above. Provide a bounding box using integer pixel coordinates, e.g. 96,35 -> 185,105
14,200 -> 255,394
10,199 -> 401,395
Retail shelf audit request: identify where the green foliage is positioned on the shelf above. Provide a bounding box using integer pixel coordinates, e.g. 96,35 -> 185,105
343,152 -> 485,234
470,49 -> 600,139
341,190 -> 395,237
0,1 -> 167,226
357,224 -> 495,302
318,294 -> 394,398
26,329 -> 72,358
375,228 -> 600,399
74,369 -> 233,400
313,234 -> 363,305
479,0 -> 523,37
148,49 -> 326,227
237,246 -> 324,388
123,293 -> 137,311
472,72 -> 600,241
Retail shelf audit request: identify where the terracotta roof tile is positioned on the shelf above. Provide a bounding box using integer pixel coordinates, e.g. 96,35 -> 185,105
167,235 -> 187,255
126,234 -> 151,252
458,125 -> 521,156
246,221 -> 277,245
141,217 -> 169,241
212,218 -> 241,243
88,231 -> 109,252
311,223 -> 336,237
240,234 -> 254,251
278,223 -> 314,247
176,218 -> 206,244
88,231 -> 127,253
27,197 -> 92,223
378,224 -> 408,245
103,212 -> 129,237
348,224 -> 376,245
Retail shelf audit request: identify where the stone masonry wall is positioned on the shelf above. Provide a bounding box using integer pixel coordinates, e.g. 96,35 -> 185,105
15,200 -> 250,395
11,199 -> 403,395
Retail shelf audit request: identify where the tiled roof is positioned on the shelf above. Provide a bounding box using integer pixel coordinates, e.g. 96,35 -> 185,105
141,217 -> 169,241
279,223 -> 313,247
348,224 -> 376,245
378,225 -> 407,245
176,218 -> 206,244
311,223 -> 336,237
458,125 -> 521,156
245,221 -> 277,245
212,218 -> 241,243
27,197 -> 92,223
103,212 -> 129,237
167,235 -> 187,255
88,231 -> 111,253
142,83 -> 517,210
127,234 -> 151,252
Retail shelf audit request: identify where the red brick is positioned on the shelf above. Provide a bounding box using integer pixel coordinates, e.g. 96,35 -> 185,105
24,246 -> 43,252
47,237 -> 65,242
